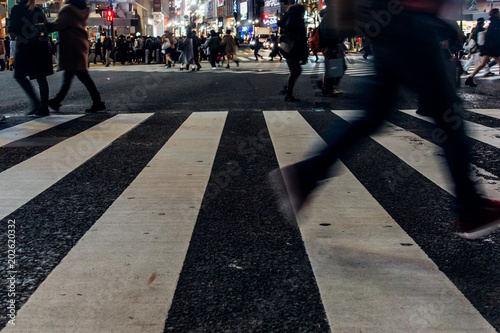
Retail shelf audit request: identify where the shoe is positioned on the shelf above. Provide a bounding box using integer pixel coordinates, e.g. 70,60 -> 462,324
284,94 -> 300,102
105,64 -> 110,67
462,70 -> 469,75
212,67 -> 217,69
456,199 -> 500,239
464,76 -> 477,87
268,164 -> 316,217
235,60 -> 239,67
48,99 -> 61,111
85,101 -> 106,113
483,72 -> 495,77
33,108 -> 50,117
165,64 -> 171,68
197,65 -> 201,71
270,58 -> 274,61
226,65 -> 230,69
0,115 -> 6,123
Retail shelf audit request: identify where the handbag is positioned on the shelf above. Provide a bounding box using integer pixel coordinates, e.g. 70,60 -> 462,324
161,39 -> 171,50
279,34 -> 294,54
325,58 -> 345,78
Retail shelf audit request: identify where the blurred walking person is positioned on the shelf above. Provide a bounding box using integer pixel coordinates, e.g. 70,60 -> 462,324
48,0 -> 105,113
270,0 -> 500,240
0,37 -> 6,71
103,36 -> 112,67
94,38 -> 103,64
252,36 -> 263,61
178,29 -> 196,71
204,30 -> 222,69
279,4 -> 308,101
9,0 -> 54,116
465,9 -> 500,86
220,29 -> 239,69
462,18 -> 485,75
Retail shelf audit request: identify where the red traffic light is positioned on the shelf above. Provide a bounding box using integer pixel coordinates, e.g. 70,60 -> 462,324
263,14 -> 269,19
106,10 -> 113,22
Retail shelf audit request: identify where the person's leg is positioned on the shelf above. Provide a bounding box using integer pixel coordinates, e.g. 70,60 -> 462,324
468,56 -> 488,78
75,70 -> 102,103
285,58 -> 302,100
36,76 -> 49,108
15,76 -> 40,112
51,70 -> 75,106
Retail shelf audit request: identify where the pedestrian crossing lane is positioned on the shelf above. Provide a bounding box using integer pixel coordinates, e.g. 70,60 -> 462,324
0,114 -> 153,221
264,111 -> 495,332
1,109 -> 499,332
2,112 -> 227,332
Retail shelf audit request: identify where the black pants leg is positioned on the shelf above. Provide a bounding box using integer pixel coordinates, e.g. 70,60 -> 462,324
285,58 -> 302,96
15,76 -> 40,108
53,70 -> 76,104
75,70 -> 101,103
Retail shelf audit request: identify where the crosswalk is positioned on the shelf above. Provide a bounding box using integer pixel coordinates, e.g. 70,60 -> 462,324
90,55 -> 377,77
0,109 -> 499,332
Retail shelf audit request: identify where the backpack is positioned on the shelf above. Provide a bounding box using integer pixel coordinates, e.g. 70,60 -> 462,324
308,27 -> 321,52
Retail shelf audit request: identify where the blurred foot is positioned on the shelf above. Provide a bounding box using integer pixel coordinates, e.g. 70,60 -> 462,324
465,76 -> 477,87
85,101 -> 106,113
483,72 -> 495,77
456,199 -> 500,239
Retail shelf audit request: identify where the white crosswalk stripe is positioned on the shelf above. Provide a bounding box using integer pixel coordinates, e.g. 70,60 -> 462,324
1,109 -> 499,332
0,113 -> 153,221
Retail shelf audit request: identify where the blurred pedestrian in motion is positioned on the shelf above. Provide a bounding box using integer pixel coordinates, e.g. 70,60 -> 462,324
48,0 -> 106,113
269,34 -> 283,61
318,7 -> 346,97
271,0 -> 500,240
162,31 -> 176,68
465,8 -> 500,86
462,18 -> 485,75
278,4 -> 308,101
251,36 -> 263,61
94,38 -> 103,64
0,36 -> 6,71
4,36 -> 11,69
9,0 -> 54,117
204,30 -> 222,69
103,35 -> 112,67
220,29 -> 240,69
178,28 -> 196,71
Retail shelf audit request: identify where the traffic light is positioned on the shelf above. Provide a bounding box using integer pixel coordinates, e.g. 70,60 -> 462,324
263,14 -> 269,20
106,10 -> 113,22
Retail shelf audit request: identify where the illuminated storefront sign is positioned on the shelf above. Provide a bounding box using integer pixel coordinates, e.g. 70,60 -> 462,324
240,2 -> 248,20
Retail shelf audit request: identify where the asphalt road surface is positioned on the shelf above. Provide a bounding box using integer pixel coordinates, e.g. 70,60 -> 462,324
0,51 -> 499,332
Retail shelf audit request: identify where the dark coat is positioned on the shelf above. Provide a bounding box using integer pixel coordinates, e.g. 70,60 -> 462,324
49,2 -> 90,71
206,35 -> 221,53
280,5 -> 308,61
8,0 -> 53,79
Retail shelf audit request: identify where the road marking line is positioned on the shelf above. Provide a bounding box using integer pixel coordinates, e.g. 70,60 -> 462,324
1,112 -> 227,333
398,109 -> 500,149
265,110 -> 495,332
0,115 -> 83,148
0,113 -> 153,221
334,110 -> 500,200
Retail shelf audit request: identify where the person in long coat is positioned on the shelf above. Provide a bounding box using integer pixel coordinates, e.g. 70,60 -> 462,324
48,0 -> 105,113
178,29 -> 195,71
220,29 -> 239,68
8,0 -> 53,116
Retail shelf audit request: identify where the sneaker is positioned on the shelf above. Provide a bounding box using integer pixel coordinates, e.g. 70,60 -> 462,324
456,199 -> 500,239
85,101 -> 106,113
212,67 -> 217,69
268,164 -> 316,217
48,99 -> 61,111
464,76 -> 477,87
483,72 -> 495,77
